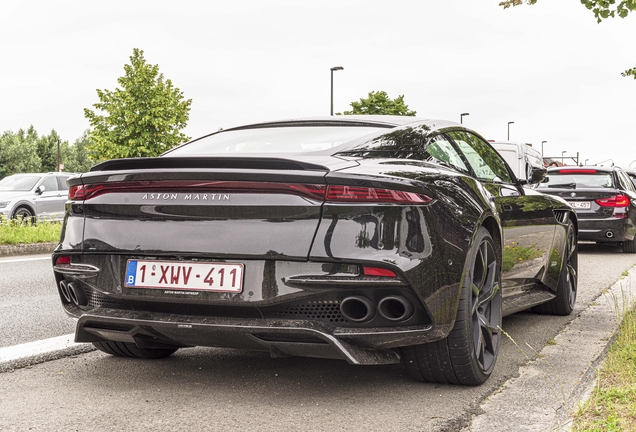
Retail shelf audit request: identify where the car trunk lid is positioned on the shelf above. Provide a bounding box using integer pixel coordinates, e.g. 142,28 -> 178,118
70,157 -> 340,261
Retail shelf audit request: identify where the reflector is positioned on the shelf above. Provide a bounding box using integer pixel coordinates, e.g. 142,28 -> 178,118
363,267 -> 397,277
56,256 -> 72,265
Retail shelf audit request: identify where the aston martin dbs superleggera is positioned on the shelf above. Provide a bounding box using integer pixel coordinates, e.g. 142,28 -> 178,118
52,116 -> 578,385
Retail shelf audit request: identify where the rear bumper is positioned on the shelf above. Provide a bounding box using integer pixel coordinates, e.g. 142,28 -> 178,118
69,306 -> 448,365
578,217 -> 635,242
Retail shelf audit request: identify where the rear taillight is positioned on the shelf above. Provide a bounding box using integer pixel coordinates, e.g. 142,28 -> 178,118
595,195 -> 630,208
68,181 -> 432,205
68,181 -> 327,201
326,186 -> 432,204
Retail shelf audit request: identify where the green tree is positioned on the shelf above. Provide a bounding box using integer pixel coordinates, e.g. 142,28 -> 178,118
499,0 -> 635,22
0,127 -> 42,178
37,130 -> 63,172
342,91 -> 416,116
84,48 -> 192,160
61,130 -> 94,173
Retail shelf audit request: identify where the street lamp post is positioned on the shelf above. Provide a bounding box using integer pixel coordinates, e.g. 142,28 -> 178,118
562,151 -> 567,165
507,121 -> 514,141
460,113 -> 470,124
330,66 -> 344,116
585,159 -> 589,165
541,141 -> 546,157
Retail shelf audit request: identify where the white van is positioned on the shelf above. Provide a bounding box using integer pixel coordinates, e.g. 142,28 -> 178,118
490,141 -> 544,181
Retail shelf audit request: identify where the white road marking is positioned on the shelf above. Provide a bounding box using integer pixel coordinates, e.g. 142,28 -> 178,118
0,334 -> 80,363
0,256 -> 50,264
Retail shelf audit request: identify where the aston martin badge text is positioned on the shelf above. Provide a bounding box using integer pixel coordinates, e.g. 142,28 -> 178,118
141,193 -> 231,201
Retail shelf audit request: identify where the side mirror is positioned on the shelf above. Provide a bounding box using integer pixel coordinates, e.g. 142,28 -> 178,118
519,166 -> 547,186
527,166 -> 547,185
35,185 -> 46,195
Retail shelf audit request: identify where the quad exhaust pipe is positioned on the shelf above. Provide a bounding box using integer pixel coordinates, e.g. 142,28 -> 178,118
340,296 -> 376,323
59,280 -> 88,307
378,296 -> 414,322
340,295 -> 414,323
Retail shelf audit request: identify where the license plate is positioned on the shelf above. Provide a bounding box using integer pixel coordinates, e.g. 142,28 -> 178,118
568,201 -> 591,210
125,260 -> 244,292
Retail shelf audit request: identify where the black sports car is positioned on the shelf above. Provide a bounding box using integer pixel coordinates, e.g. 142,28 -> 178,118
52,116 -> 578,385
537,165 -> 636,252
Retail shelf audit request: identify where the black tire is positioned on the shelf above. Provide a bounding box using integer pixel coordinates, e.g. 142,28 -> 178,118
402,227 -> 502,386
532,220 -> 577,315
92,341 -> 178,359
622,236 -> 636,253
12,206 -> 35,224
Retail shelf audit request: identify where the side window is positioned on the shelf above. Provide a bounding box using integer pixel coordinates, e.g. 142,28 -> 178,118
40,177 -> 59,192
56,176 -> 70,191
447,131 -> 513,183
617,171 -> 636,193
426,135 -> 469,173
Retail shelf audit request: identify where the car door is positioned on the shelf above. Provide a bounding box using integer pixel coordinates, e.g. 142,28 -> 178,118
446,130 -> 559,289
33,176 -> 64,219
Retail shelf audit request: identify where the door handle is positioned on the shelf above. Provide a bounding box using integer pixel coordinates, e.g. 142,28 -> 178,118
503,205 -> 513,212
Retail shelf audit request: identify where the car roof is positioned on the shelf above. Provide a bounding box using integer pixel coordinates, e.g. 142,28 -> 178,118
7,172 -> 73,176
221,115 -> 459,131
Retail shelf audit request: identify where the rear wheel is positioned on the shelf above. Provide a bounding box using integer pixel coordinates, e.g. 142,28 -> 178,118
402,227 -> 502,385
622,236 -> 636,253
532,220 -> 577,315
92,341 -> 178,359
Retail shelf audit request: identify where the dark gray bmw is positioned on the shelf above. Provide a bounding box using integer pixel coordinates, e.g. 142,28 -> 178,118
52,116 -> 577,385
537,165 -> 636,252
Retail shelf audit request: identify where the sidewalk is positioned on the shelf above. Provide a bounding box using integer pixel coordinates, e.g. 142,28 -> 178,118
463,268 -> 636,431
0,242 -> 56,257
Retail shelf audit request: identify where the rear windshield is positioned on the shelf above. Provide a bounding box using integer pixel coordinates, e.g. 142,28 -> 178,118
166,126 -> 387,155
537,171 -> 614,189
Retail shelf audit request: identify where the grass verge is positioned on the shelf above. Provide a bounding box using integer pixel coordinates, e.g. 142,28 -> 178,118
572,305 -> 636,431
0,217 -> 62,245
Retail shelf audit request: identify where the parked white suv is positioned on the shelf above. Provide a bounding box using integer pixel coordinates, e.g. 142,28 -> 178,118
490,141 -> 544,182
0,173 -> 75,221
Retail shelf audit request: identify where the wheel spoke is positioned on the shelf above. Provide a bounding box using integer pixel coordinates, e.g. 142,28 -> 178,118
471,283 -> 480,315
480,280 -> 500,307
478,244 -> 488,288
475,310 -> 499,370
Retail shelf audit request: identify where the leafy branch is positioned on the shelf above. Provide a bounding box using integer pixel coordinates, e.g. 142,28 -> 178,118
499,0 -> 635,23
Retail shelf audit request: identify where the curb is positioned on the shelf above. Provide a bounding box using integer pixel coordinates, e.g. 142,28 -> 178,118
0,335 -> 95,373
0,243 -> 90,373
0,242 -> 57,257
463,268 -> 636,431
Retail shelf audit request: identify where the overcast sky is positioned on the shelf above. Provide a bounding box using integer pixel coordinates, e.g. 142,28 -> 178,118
1,0 -> 635,167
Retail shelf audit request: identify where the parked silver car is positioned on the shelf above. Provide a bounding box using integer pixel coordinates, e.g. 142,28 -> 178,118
0,173 -> 74,221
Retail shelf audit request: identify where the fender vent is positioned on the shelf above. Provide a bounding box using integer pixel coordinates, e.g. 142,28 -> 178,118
554,210 -> 569,225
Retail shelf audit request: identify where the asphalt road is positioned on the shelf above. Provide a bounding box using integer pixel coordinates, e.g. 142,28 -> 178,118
0,255 -> 75,348
0,243 -> 635,431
